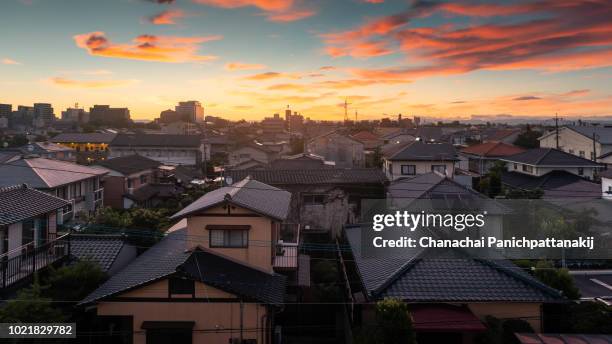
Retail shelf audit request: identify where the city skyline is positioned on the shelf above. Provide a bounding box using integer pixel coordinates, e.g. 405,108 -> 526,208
1,0 -> 611,121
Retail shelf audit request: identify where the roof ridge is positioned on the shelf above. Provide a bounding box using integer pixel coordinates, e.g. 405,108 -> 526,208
474,258 -> 563,299
0,184 -> 29,193
24,158 -> 52,188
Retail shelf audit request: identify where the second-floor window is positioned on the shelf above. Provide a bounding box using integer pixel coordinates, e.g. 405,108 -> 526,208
578,167 -> 584,176
209,229 -> 248,248
401,165 -> 416,175
522,164 -> 534,173
579,150 -> 585,158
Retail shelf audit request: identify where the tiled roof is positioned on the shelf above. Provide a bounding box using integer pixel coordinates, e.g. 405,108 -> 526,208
80,229 -> 285,305
0,157 -> 107,189
111,134 -> 202,147
0,184 -> 69,225
502,148 -> 602,167
171,177 -> 291,221
97,155 -> 161,175
345,225 -> 563,302
51,132 -> 117,144
80,229 -> 191,305
502,170 -> 601,199
180,250 -> 286,305
20,142 -> 75,153
351,131 -> 381,141
125,184 -> 180,202
226,168 -> 387,185
383,141 -> 458,161
388,173 -> 509,214
482,128 -> 520,141
461,141 -> 525,157
70,234 -> 126,272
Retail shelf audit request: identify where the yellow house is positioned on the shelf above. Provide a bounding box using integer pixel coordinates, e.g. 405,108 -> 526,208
80,177 -> 292,344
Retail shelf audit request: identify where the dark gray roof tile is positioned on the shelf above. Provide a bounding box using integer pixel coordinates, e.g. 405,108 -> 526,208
70,234 -> 126,272
0,184 -> 69,225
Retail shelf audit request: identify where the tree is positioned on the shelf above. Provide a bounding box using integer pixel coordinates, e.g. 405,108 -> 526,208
45,260 -> 107,303
93,207 -> 132,228
0,284 -> 65,323
290,137 -> 305,155
374,298 -> 416,344
514,129 -> 542,149
534,260 -> 580,300
479,161 -> 505,198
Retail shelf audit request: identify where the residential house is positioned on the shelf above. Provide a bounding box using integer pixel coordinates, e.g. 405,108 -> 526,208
500,148 -> 603,199
0,156 -> 107,221
307,131 -> 365,168
382,141 -> 458,180
481,128 -> 521,144
0,184 -> 70,291
226,168 -> 387,236
501,148 -> 602,180
599,169 -> 612,200
460,141 -> 526,175
80,177 -> 293,344
51,132 -> 117,164
109,134 -> 205,167
228,143 -> 278,167
269,153 -> 335,170
539,125 -> 612,162
71,234 -> 138,275
17,142 -> 76,162
160,121 -> 199,136
94,155 -> 162,209
351,131 -> 384,150
343,223 -> 563,343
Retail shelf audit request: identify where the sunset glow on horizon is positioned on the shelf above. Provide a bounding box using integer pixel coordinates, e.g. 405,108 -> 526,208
1,0 -> 611,121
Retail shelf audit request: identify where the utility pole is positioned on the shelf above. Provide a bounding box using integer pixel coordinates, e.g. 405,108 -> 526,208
553,113 -> 563,149
592,132 -> 599,161
354,109 -> 358,123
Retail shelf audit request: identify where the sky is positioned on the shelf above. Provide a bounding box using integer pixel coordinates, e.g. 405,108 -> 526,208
1,0 -> 611,121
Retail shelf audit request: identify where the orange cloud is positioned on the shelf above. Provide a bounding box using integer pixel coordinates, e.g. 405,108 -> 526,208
49,77 -> 137,88
148,9 -> 185,25
73,32 -> 221,63
243,71 -> 300,80
2,58 -> 21,65
193,0 -> 314,22
323,0 -> 612,78
225,62 -> 267,71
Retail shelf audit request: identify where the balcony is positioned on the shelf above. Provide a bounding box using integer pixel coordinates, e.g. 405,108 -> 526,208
273,223 -> 300,270
94,187 -> 104,205
0,233 -> 71,290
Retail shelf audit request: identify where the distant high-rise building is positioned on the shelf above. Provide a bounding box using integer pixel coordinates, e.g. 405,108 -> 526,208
0,104 -> 11,118
33,103 -> 55,124
288,111 -> 304,133
62,107 -> 89,123
159,109 -> 182,123
11,105 -> 34,127
175,101 -> 204,123
89,105 -> 130,126
262,113 -> 285,134
414,116 -> 421,127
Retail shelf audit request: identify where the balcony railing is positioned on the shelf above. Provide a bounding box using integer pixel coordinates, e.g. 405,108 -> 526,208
273,223 -> 300,270
0,233 -> 71,289
94,187 -> 104,204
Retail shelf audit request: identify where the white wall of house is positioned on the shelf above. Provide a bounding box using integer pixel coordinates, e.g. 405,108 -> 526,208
603,177 -> 612,200
540,127 -> 612,161
109,146 -> 203,166
505,162 -> 596,180
383,159 -> 455,180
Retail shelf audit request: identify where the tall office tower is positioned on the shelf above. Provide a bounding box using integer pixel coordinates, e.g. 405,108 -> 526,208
89,105 -> 131,126
33,103 -> 55,124
175,101 -> 204,123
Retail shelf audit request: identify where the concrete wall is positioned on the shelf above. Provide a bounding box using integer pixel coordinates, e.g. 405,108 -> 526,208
539,127 -> 611,161
97,279 -> 270,344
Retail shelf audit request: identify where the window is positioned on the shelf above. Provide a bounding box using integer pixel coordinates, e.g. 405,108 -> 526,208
140,175 -> 147,184
401,165 -> 416,175
578,167 -> 584,176
522,164 -> 534,173
127,179 -> 133,189
210,229 -> 248,248
569,149 -> 574,154
590,152 -> 595,160
579,150 -> 585,158
303,194 -> 326,205
431,165 -> 447,174
513,163 -> 518,170
169,277 -> 195,295
608,186 -> 612,193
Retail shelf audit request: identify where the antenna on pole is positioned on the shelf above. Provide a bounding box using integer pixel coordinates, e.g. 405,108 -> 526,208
343,98 -> 351,122
355,109 -> 358,123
